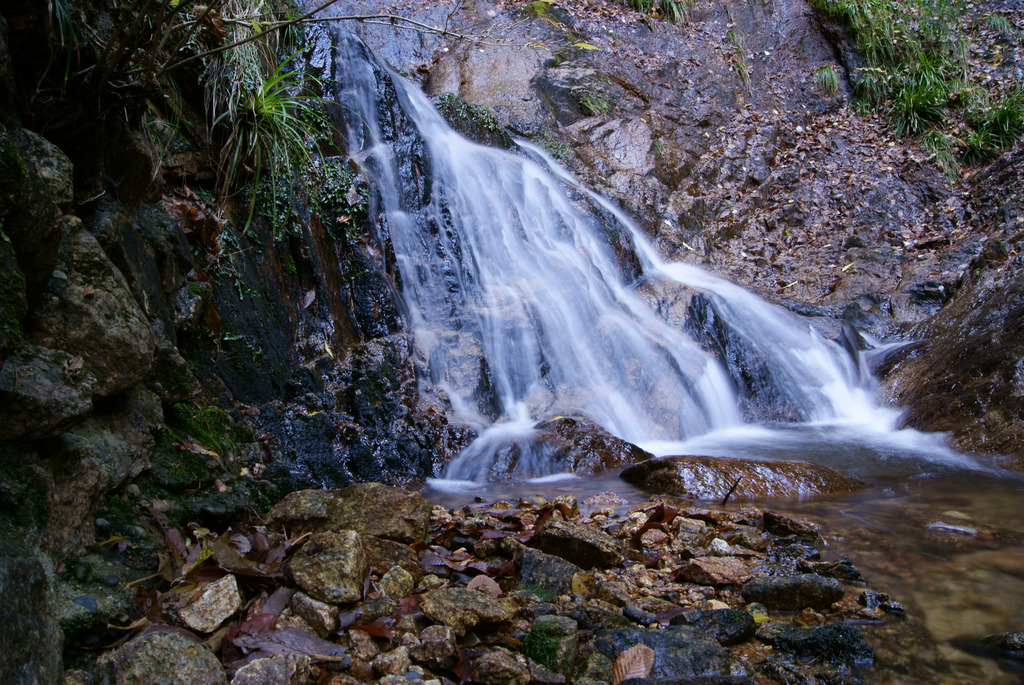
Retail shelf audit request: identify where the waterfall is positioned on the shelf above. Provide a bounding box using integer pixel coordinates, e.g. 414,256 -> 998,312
328,31 -> 970,482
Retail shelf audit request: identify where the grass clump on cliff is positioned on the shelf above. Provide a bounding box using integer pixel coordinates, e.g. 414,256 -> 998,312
808,0 -> 1024,169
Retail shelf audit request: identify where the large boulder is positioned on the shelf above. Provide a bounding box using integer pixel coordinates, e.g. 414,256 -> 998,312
29,221 -> 156,398
620,455 -> 865,501
266,484 -> 430,543
531,416 -> 654,475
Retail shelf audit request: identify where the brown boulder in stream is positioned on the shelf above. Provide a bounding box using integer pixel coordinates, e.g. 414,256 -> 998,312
620,455 -> 865,501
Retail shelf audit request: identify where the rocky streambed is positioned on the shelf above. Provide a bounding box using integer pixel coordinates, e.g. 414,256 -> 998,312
58,481 -> 1016,685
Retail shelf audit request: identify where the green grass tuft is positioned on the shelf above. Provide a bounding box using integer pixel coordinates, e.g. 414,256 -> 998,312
815,66 -> 840,95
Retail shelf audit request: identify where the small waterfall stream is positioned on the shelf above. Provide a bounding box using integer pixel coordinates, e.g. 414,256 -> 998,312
329,30 -> 975,483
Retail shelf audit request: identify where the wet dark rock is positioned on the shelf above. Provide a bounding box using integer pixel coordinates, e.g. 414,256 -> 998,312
0,128 -> 73,293
515,545 -> 583,597
266,483 -> 430,543
0,551 -> 62,685
980,631 -> 1024,654
673,609 -> 757,646
741,573 -> 845,611
531,518 -> 624,569
0,344 -> 94,441
857,590 -> 904,614
531,416 -> 654,475
882,268 -> 1024,467
621,456 -> 865,502
798,556 -> 863,581
762,511 -> 821,540
762,624 -> 874,668
92,630 -> 226,685
593,626 -> 729,681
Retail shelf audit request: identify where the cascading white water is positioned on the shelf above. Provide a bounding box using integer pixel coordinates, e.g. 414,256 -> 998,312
330,31 -> 976,482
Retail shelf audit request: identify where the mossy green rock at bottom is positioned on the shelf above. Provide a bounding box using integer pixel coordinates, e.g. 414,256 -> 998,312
522,614 -> 579,673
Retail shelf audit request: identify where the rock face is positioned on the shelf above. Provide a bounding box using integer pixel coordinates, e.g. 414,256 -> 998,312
621,455 -> 866,501
92,631 -> 226,685
266,484 -> 430,543
0,552 -> 62,685
0,344 -> 95,441
882,267 -> 1024,467
0,128 -> 73,291
29,222 -> 156,398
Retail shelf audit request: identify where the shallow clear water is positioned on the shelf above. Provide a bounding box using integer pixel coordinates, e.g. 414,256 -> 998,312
423,460 -> 1024,684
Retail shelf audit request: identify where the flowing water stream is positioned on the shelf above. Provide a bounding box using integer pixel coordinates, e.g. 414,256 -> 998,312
327,29 -> 1024,681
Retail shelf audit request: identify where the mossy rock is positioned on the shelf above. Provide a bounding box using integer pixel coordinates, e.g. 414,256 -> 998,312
434,93 -> 514,149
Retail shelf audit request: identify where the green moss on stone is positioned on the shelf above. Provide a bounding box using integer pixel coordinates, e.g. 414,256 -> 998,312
169,403 -> 235,456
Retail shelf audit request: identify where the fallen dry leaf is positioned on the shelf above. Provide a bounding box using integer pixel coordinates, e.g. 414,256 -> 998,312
466,575 -> 503,597
613,643 -> 655,685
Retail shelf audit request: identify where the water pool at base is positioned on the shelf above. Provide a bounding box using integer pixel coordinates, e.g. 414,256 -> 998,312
422,460 -> 1024,684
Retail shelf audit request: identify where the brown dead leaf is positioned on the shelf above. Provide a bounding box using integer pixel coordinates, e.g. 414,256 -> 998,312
82,284 -> 96,297
613,643 -> 656,685
466,575 -> 503,598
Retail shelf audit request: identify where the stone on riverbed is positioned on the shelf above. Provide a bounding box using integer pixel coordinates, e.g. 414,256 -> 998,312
178,574 -> 242,633
92,631 -> 226,685
531,518 -> 624,569
266,483 -> 430,542
741,573 -> 845,610
593,626 -> 728,680
286,531 -> 366,604
419,587 -> 516,635
620,455 -> 865,501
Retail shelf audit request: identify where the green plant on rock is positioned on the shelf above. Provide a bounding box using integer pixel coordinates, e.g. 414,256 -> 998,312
922,130 -> 960,178
889,81 -> 947,136
624,0 -> 697,23
577,91 -> 612,116
808,0 -> 1024,155
815,66 -> 840,95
